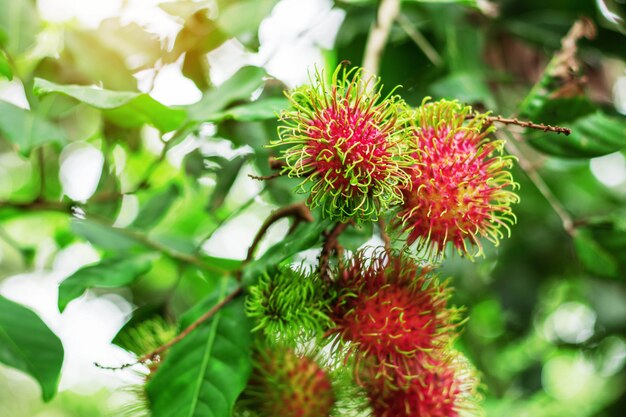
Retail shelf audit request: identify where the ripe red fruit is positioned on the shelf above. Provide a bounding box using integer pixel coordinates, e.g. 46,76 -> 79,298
329,250 -> 461,382
365,351 -> 481,417
274,66 -> 412,223
394,99 -> 519,259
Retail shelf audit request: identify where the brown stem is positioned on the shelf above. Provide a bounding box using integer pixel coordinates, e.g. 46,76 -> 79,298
319,222 -> 349,283
378,217 -> 392,251
245,202 -> 313,264
248,173 -> 282,181
139,286 -> 243,363
269,157 -> 286,171
97,285 -> 245,370
481,115 -> 571,135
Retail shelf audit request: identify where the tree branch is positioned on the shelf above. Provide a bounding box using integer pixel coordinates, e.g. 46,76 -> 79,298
139,286 -> 243,363
476,115 -> 571,135
245,202 -> 313,264
362,0 -> 401,79
319,222 -> 349,283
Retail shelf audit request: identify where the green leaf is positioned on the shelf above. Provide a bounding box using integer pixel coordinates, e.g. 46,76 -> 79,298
71,219 -> 143,251
0,50 -> 12,80
0,0 -> 40,55
575,216 -> 626,279
527,112 -> 626,158
430,72 -> 495,108
0,295 -> 63,402
0,100 -> 67,155
33,78 -> 187,132
58,255 -> 154,312
208,155 -> 248,210
218,0 -> 278,40
187,66 -> 267,122
205,97 -> 289,122
146,283 -> 252,417
574,229 -> 619,279
132,184 -> 181,230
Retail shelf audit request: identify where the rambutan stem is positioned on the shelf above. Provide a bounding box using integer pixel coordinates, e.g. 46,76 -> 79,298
245,202 -> 314,264
319,222 -> 349,283
468,114 -> 572,135
378,217 -> 392,250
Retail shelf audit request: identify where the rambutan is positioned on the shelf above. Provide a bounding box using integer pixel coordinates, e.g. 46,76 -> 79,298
243,345 -> 335,417
365,350 -> 482,417
245,266 -> 334,342
273,65 -> 412,223
329,250 -> 461,382
394,99 -> 519,259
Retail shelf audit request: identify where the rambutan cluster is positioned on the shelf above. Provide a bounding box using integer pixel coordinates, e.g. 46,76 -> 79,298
328,250 -> 480,417
238,64 -> 526,416
274,64 -> 520,258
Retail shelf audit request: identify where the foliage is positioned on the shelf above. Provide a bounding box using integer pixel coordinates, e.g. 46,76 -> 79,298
0,0 -> 625,416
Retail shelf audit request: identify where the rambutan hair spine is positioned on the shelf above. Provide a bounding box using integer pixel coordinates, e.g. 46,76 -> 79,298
326,248 -> 466,385
392,98 -> 521,260
271,64 -> 417,224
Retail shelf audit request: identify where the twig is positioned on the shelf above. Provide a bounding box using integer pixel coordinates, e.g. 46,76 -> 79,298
319,222 -> 349,283
139,286 -> 243,363
0,199 -> 72,213
362,0 -> 401,79
245,202 -> 313,264
474,115 -> 571,135
98,286 -> 244,370
248,173 -> 282,181
501,131 -> 575,236
378,217 -> 392,251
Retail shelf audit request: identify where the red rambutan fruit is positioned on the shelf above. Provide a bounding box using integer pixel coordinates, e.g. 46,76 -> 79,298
394,99 -> 519,259
364,350 -> 481,417
273,65 -> 413,223
244,346 -> 335,417
328,250 -> 462,382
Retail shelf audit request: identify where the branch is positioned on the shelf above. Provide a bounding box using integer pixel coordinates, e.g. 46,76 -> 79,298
139,286 -> 243,363
0,199 -> 72,213
362,0 -> 401,79
97,286 -> 244,370
501,131 -> 575,236
378,217 -> 392,251
245,202 -> 313,264
477,115 -> 571,135
319,222 -> 349,283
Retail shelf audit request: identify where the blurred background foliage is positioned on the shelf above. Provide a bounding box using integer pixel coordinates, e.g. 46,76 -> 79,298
0,0 -> 625,416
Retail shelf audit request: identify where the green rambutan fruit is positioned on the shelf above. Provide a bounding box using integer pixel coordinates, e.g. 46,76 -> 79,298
245,266 -> 335,342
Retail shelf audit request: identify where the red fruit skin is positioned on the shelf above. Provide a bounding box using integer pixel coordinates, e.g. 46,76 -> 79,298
365,353 -> 480,417
394,100 -> 519,259
247,348 -> 335,417
329,251 -> 460,382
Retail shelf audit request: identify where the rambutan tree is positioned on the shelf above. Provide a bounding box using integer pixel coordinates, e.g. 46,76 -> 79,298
0,1 -> 625,417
